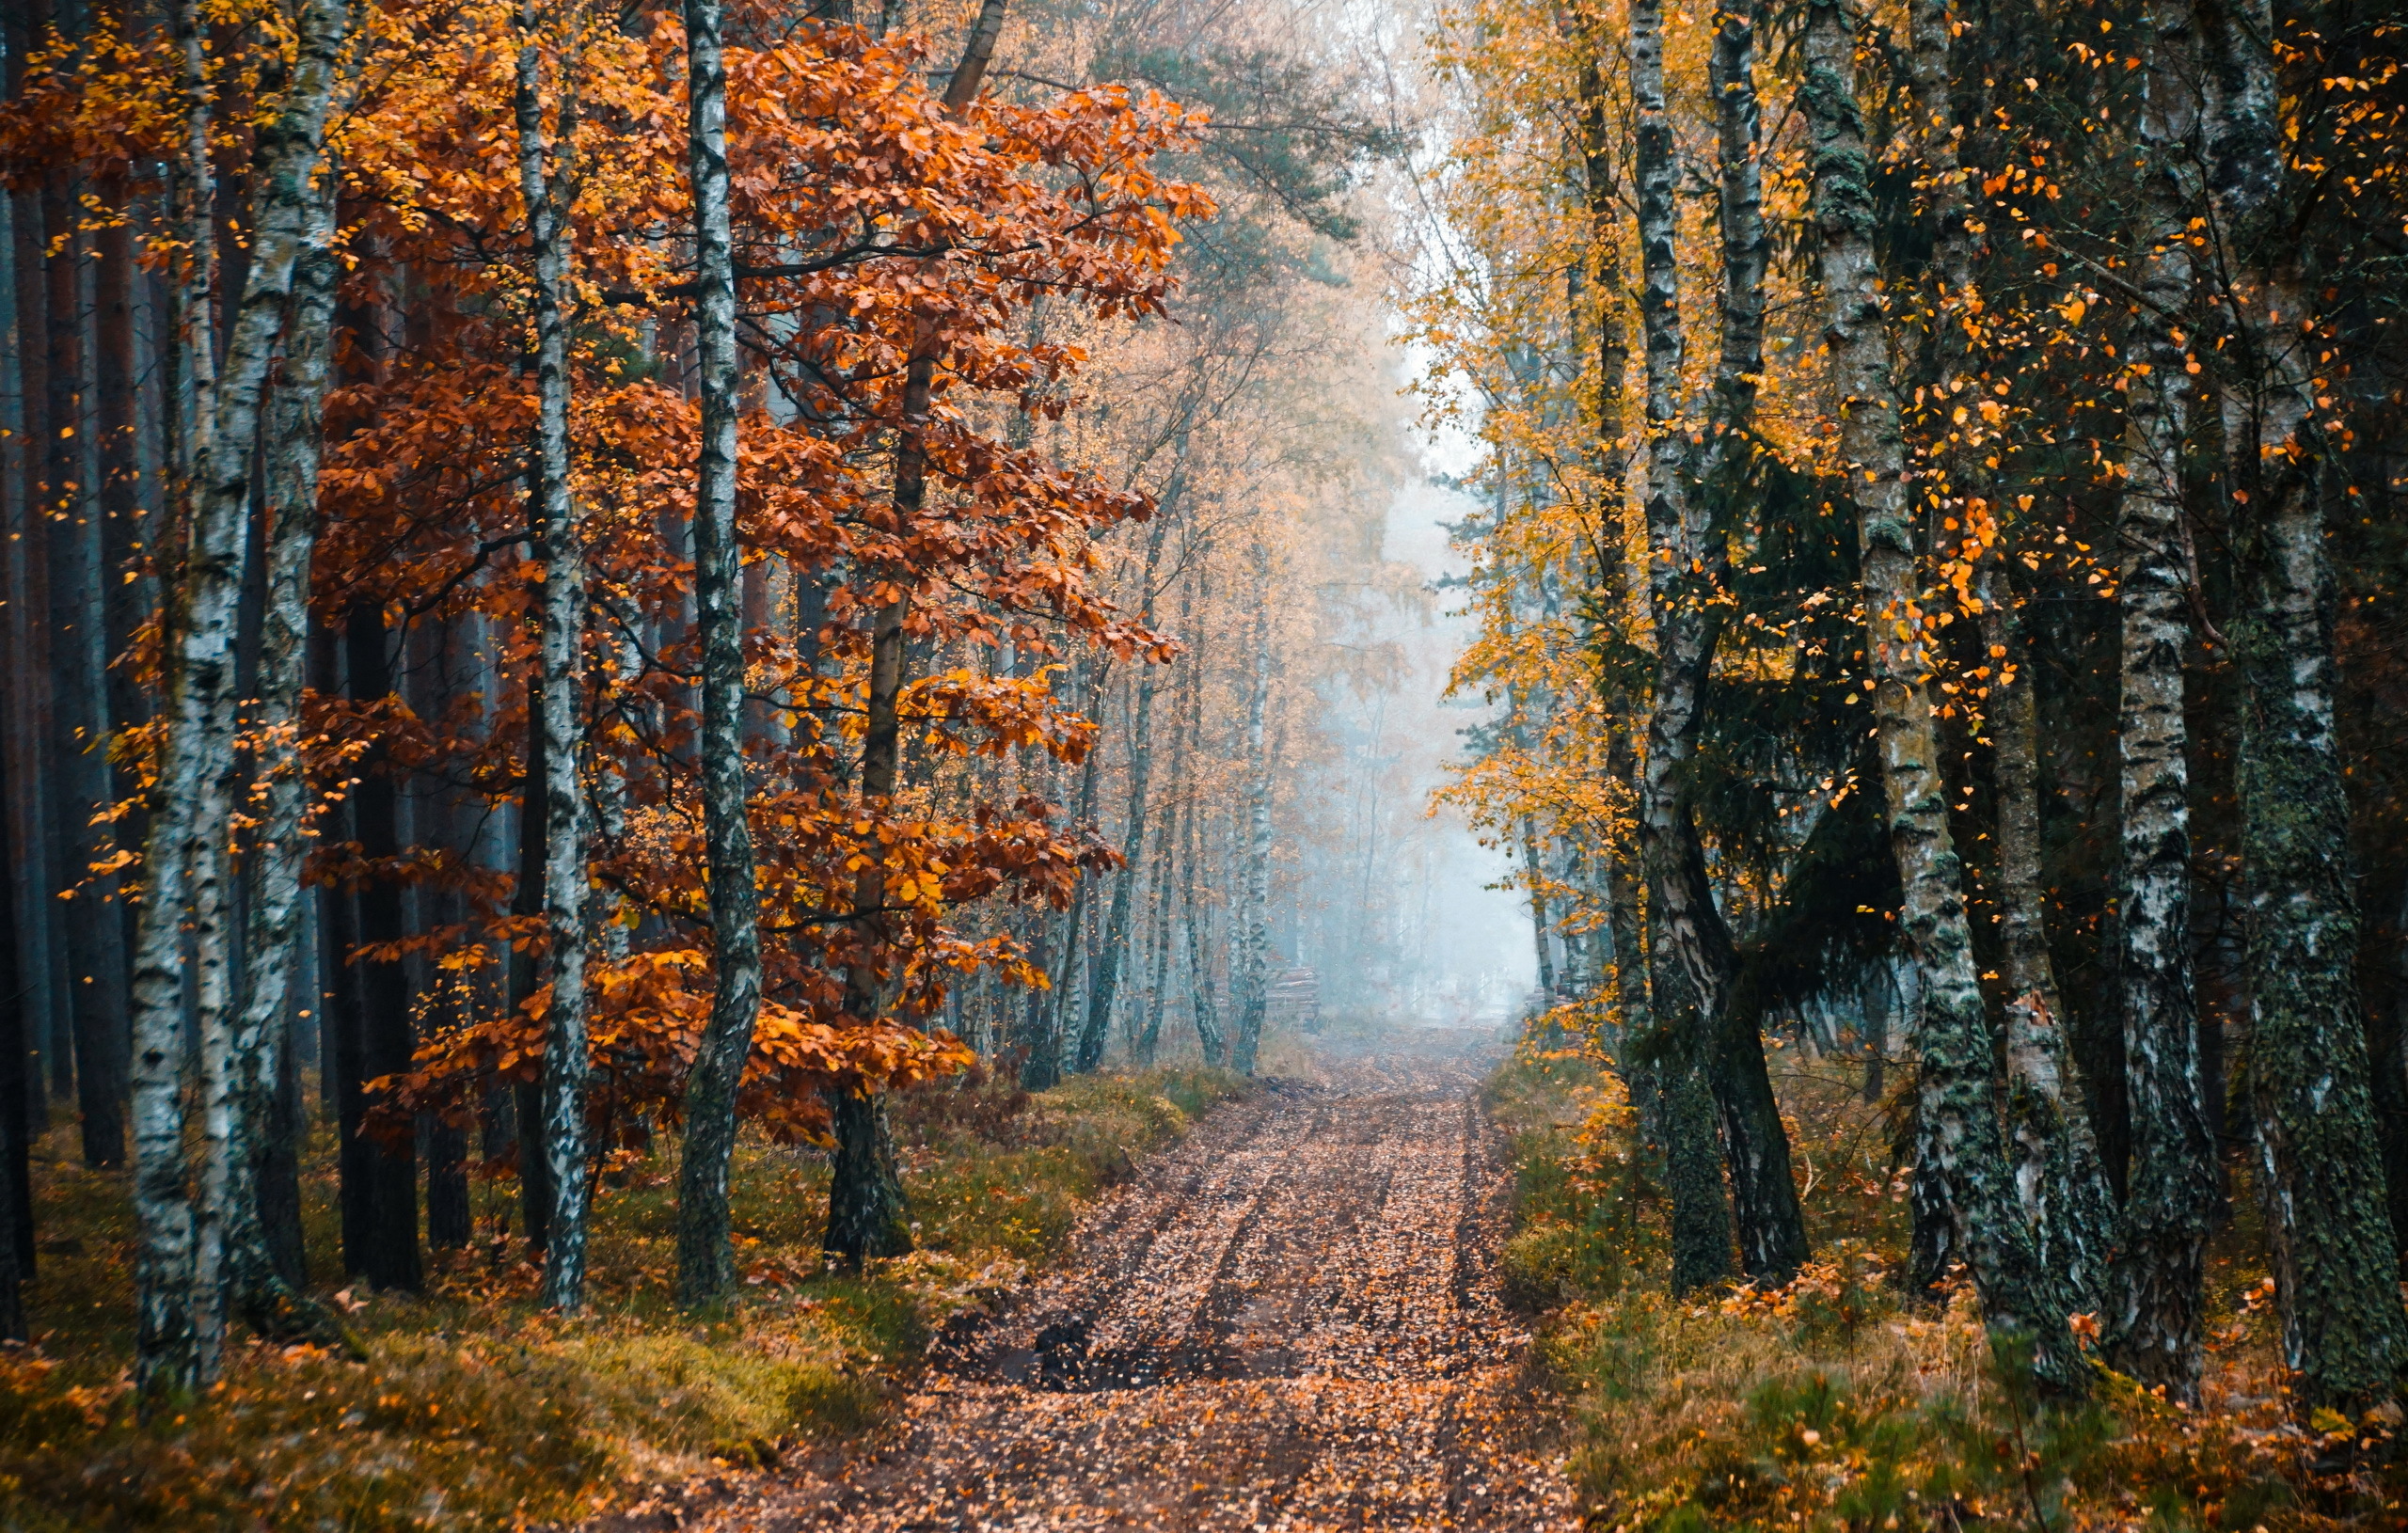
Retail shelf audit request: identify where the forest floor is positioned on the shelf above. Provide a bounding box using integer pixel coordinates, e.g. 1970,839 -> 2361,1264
1487,1047 -> 2408,1532
622,1027 -> 1581,1532
0,1064 -> 1256,1528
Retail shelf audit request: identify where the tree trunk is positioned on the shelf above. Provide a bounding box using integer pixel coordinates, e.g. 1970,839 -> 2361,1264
2193,0 -> 2408,1415
823,0 -> 1017,1256
1801,0 -> 2077,1390
2101,0 -> 2218,1403
1079,513 -> 1174,1073
0,718 -> 24,1339
2,7 -> 63,1144
673,0 -> 768,1304
1977,557 -> 2116,1317
215,156 -> 345,1348
516,0 -> 592,1314
2233,457 -> 2408,1410
1627,0 -> 1734,1294
818,341 -> 933,1266
40,39 -> 95,1127
1522,818 -> 1557,1001
344,601 -> 420,1295
135,0 -> 348,1402
97,206 -> 149,1030
1230,595 -> 1274,1076
509,678 -> 555,1255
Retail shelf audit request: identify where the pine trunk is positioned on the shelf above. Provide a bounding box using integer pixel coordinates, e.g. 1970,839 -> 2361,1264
516,4 -> 592,1313
1801,0 -> 2076,1389
2,12 -> 62,1142
344,602 -> 420,1294
673,0 -> 768,1304
0,724 -> 23,1339
40,80 -> 98,1130
97,209 -> 149,1026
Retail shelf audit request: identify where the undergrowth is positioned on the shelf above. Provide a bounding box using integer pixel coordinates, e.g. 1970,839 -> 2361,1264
0,1065 -> 1246,1530
1486,1050 -> 2408,1532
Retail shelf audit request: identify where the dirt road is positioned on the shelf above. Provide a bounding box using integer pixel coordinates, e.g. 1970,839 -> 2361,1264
662,1033 -> 1579,1531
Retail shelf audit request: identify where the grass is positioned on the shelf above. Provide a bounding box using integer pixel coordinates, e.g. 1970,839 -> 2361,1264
0,1064 -> 1248,1529
1488,1044 -> 2408,1532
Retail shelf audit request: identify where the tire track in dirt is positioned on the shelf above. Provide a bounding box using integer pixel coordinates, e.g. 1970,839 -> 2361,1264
649,1033 -> 1577,1531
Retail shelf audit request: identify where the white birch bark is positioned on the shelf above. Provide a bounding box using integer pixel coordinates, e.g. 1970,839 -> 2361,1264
672,0 -> 765,1304
1800,0 -> 2076,1390
217,150 -> 351,1352
516,0 -> 592,1314
139,0 -> 348,1401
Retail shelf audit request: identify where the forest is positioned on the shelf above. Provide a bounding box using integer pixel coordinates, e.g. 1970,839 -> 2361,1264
0,0 -> 2406,1525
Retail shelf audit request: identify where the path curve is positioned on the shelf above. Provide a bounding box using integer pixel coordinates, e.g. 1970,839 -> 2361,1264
650,1033 -> 1577,1532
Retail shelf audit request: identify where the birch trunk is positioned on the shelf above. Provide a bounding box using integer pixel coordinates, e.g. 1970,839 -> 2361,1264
1801,0 -> 2076,1389
1627,0 -> 1733,1293
516,1 -> 592,1314
1079,511 -> 1174,1072
1979,556 -> 2115,1318
1230,593 -> 1274,1077
136,0 -> 347,1402
217,157 -> 348,1350
673,0 -> 767,1304
1909,0 -> 2114,1317
1698,0 -> 1807,1283
1138,575 -> 1196,1066
2204,0 -> 2408,1410
2104,0 -> 2218,1402
509,678 -> 554,1253
1577,59 -> 1654,1113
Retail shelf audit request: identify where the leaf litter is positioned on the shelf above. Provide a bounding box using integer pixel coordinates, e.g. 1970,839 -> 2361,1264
622,1034 -> 1578,1531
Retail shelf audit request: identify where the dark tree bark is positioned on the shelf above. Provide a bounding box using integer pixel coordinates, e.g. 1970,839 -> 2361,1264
3,9 -> 62,1136
819,1 -> 1012,1265
0,713 -> 25,1340
2193,0 -> 2408,1414
343,600 -> 420,1293
38,8 -> 96,1127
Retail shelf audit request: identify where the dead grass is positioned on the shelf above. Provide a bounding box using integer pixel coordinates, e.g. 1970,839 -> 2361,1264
0,1065 -> 1248,1529
1487,1049 -> 2408,1532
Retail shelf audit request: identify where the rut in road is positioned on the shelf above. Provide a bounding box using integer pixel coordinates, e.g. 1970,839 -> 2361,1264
652,1034 -> 1579,1532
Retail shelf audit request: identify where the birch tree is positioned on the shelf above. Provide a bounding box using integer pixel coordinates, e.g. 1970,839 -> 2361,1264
1798,0 -> 2076,1391
135,0 -> 351,1401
